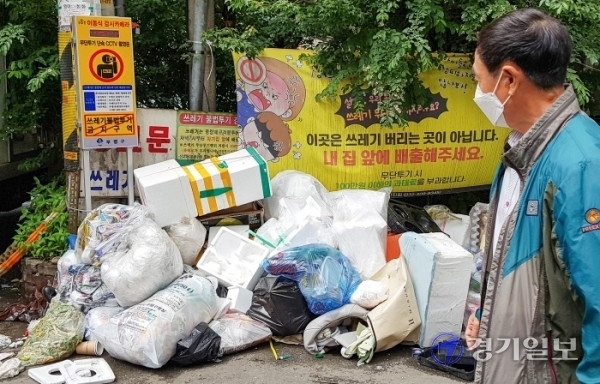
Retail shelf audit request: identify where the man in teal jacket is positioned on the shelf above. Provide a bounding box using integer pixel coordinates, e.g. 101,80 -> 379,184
465,8 -> 600,384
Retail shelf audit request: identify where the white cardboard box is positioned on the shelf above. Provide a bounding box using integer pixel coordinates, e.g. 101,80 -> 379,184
226,287 -> 254,314
400,232 -> 472,347
134,160 -> 197,228
196,227 -> 270,290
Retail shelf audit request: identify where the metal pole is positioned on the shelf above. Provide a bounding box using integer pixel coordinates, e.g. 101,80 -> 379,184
189,0 -> 207,111
115,0 -> 125,16
83,150 -> 92,212
127,147 -> 134,205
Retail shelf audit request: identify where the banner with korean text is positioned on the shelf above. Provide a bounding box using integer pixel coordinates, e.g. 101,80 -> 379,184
233,49 -> 509,195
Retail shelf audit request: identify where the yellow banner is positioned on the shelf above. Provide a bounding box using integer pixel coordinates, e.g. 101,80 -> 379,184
233,49 -> 509,195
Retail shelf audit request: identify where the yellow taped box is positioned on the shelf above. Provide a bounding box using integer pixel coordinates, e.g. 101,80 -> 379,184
135,147 -> 272,228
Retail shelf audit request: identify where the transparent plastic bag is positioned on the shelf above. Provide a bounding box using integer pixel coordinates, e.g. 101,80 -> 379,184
264,171 -> 332,220
56,250 -> 118,313
75,203 -> 153,265
261,244 -> 362,315
209,313 -> 271,356
165,217 -> 207,265
17,300 -> 85,367
100,217 -> 184,307
92,273 -> 218,368
84,306 -> 124,341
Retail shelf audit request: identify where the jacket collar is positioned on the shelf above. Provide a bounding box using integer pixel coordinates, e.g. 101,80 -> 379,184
503,85 -> 580,177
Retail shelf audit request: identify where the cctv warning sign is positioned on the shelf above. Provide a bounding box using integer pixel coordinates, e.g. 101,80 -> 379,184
73,16 -> 138,150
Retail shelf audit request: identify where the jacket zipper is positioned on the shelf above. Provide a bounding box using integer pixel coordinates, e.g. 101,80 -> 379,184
547,331 -> 558,384
479,157 -> 524,380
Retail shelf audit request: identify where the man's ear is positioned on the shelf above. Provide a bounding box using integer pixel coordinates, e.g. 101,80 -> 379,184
282,109 -> 293,119
501,62 -> 522,97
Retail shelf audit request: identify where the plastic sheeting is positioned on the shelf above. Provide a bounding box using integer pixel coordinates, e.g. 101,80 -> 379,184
209,314 -> 272,356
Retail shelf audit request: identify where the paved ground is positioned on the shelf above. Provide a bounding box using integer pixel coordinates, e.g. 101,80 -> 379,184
0,290 -> 462,384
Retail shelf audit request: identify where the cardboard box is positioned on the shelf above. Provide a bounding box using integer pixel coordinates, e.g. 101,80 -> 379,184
400,232 -> 472,347
226,287 -> 254,314
196,227 -> 270,290
198,202 -> 264,231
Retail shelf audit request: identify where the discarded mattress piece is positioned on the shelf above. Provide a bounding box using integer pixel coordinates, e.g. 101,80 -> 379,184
401,232 -> 472,347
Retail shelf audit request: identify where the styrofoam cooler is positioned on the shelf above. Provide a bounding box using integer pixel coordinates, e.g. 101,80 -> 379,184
196,227 -> 270,290
400,232 -> 472,347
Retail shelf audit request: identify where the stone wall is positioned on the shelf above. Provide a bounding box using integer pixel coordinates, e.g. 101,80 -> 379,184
20,257 -> 58,296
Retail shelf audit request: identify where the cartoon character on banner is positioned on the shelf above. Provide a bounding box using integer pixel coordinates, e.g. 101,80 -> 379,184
236,56 -> 306,162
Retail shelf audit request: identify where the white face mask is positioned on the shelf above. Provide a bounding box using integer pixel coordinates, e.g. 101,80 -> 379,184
473,74 -> 511,128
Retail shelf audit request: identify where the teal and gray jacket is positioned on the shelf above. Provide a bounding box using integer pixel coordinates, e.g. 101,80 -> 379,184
475,85 -> 600,384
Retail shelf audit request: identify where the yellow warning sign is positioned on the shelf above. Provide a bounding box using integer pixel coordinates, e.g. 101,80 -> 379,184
73,16 -> 138,150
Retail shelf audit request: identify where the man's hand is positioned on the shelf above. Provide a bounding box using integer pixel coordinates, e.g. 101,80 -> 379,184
466,312 -> 481,350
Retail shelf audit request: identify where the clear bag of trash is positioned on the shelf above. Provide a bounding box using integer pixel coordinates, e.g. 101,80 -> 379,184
92,273 -> 218,369
56,257 -> 119,313
209,313 -> 271,356
84,306 -> 124,341
75,203 -> 153,265
261,244 -> 362,315
100,217 -> 184,307
165,217 -> 207,265
17,300 -> 85,367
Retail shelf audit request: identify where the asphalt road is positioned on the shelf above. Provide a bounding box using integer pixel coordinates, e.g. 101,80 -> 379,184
0,319 -> 463,384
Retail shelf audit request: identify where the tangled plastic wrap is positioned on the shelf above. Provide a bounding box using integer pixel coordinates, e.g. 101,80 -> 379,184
261,244 -> 362,315
17,300 -> 85,367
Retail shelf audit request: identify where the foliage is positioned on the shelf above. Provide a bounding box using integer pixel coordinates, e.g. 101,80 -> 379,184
206,0 -> 600,125
126,0 -> 190,109
0,0 -> 62,170
13,176 -> 69,260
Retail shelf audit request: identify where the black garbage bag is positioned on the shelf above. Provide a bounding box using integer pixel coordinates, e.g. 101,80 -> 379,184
171,323 -> 221,366
388,200 -> 442,234
247,276 -> 315,337
414,338 -> 475,381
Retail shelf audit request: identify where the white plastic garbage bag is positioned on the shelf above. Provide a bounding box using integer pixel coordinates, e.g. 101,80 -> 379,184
165,217 -> 207,265
101,217 -> 184,307
350,280 -> 389,309
92,273 -> 218,368
264,171 -> 332,220
331,189 -> 390,280
84,306 -> 124,341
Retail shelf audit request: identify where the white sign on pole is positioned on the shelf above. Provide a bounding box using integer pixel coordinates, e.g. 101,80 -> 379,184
81,108 -> 177,197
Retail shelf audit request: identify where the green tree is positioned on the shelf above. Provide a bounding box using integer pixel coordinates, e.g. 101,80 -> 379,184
206,0 -> 600,125
0,0 -> 62,170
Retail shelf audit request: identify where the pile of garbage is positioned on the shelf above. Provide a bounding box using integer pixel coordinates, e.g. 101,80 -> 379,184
0,151 -> 488,382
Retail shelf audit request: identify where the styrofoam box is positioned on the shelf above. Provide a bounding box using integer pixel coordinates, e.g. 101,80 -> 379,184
400,231 -> 472,347
218,149 -> 272,207
134,160 -> 197,228
196,227 -> 270,290
226,286 -> 253,314
437,214 -> 471,248
207,225 -> 250,245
